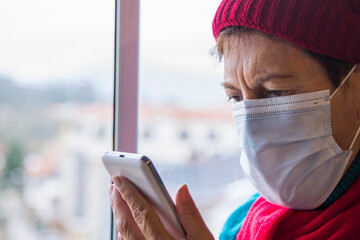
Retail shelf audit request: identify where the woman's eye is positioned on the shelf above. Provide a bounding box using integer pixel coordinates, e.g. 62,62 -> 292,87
267,90 -> 289,97
227,96 -> 243,103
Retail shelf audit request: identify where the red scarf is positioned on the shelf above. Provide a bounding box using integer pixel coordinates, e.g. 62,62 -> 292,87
237,177 -> 360,240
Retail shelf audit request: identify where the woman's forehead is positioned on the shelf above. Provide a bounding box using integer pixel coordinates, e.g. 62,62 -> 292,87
222,33 -> 306,71
222,31 -> 302,57
221,32 -> 330,90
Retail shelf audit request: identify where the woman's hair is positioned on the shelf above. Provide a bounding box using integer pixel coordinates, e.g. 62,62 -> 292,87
214,26 -> 354,87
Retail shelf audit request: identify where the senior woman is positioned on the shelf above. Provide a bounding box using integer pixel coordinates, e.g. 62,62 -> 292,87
108,0 -> 360,239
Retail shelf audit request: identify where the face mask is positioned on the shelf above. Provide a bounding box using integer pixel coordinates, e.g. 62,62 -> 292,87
233,65 -> 360,210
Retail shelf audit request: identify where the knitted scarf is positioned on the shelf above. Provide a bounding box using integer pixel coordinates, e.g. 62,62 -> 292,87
236,174 -> 360,239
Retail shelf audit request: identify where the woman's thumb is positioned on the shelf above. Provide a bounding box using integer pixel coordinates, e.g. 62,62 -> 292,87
175,184 -> 214,240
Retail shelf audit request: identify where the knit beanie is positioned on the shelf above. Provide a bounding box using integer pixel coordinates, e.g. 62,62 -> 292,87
212,0 -> 360,63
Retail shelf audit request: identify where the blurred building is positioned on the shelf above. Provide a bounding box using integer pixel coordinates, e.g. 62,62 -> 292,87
1,101 -> 252,239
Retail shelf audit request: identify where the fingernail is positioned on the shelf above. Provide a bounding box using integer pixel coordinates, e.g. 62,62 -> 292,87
108,184 -> 114,196
180,184 -> 191,202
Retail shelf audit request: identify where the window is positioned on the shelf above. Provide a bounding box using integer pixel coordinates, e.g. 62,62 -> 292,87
113,0 -> 256,238
0,0 -> 256,239
0,1 -> 114,239
136,0 -> 256,237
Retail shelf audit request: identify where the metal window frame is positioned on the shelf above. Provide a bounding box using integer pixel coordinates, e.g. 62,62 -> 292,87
111,0 -> 140,239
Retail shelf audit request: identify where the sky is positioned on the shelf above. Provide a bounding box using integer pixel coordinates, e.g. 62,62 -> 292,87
0,0 -> 226,105
0,0 -> 114,84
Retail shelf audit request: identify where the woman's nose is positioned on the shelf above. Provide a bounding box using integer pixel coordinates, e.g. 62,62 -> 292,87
242,89 -> 262,100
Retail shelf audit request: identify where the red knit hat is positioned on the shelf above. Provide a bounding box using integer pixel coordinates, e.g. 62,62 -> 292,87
212,0 -> 360,63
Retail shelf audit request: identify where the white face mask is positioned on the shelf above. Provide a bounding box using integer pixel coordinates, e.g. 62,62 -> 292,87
233,65 -> 360,210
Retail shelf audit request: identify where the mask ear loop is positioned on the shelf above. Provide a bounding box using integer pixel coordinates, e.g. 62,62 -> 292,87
330,64 -> 357,99
349,125 -> 360,151
344,64 -> 359,151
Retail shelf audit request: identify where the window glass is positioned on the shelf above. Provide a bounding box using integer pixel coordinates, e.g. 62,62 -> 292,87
0,1 -> 114,239
138,0 -> 256,236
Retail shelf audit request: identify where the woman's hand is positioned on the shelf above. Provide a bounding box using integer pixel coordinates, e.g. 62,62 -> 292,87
108,177 -> 214,240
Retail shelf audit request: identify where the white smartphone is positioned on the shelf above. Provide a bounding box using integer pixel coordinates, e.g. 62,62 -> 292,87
102,151 -> 186,239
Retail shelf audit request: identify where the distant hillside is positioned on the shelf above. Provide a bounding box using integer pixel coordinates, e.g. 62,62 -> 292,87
0,78 -> 95,108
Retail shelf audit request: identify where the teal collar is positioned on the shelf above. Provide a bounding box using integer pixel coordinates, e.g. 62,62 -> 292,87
318,151 -> 360,209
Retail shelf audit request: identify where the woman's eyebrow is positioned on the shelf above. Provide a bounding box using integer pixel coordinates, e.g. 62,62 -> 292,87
221,74 -> 294,90
257,74 -> 294,84
221,81 -> 239,90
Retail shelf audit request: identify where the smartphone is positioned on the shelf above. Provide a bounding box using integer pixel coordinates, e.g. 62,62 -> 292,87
102,151 -> 186,239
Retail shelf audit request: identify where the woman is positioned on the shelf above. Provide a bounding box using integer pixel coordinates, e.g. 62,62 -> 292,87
108,0 -> 360,239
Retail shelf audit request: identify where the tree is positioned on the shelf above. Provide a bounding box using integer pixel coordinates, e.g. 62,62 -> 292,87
1,141 -> 25,190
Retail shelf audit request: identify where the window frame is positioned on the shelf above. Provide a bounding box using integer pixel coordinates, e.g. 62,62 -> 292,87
111,0 -> 140,239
